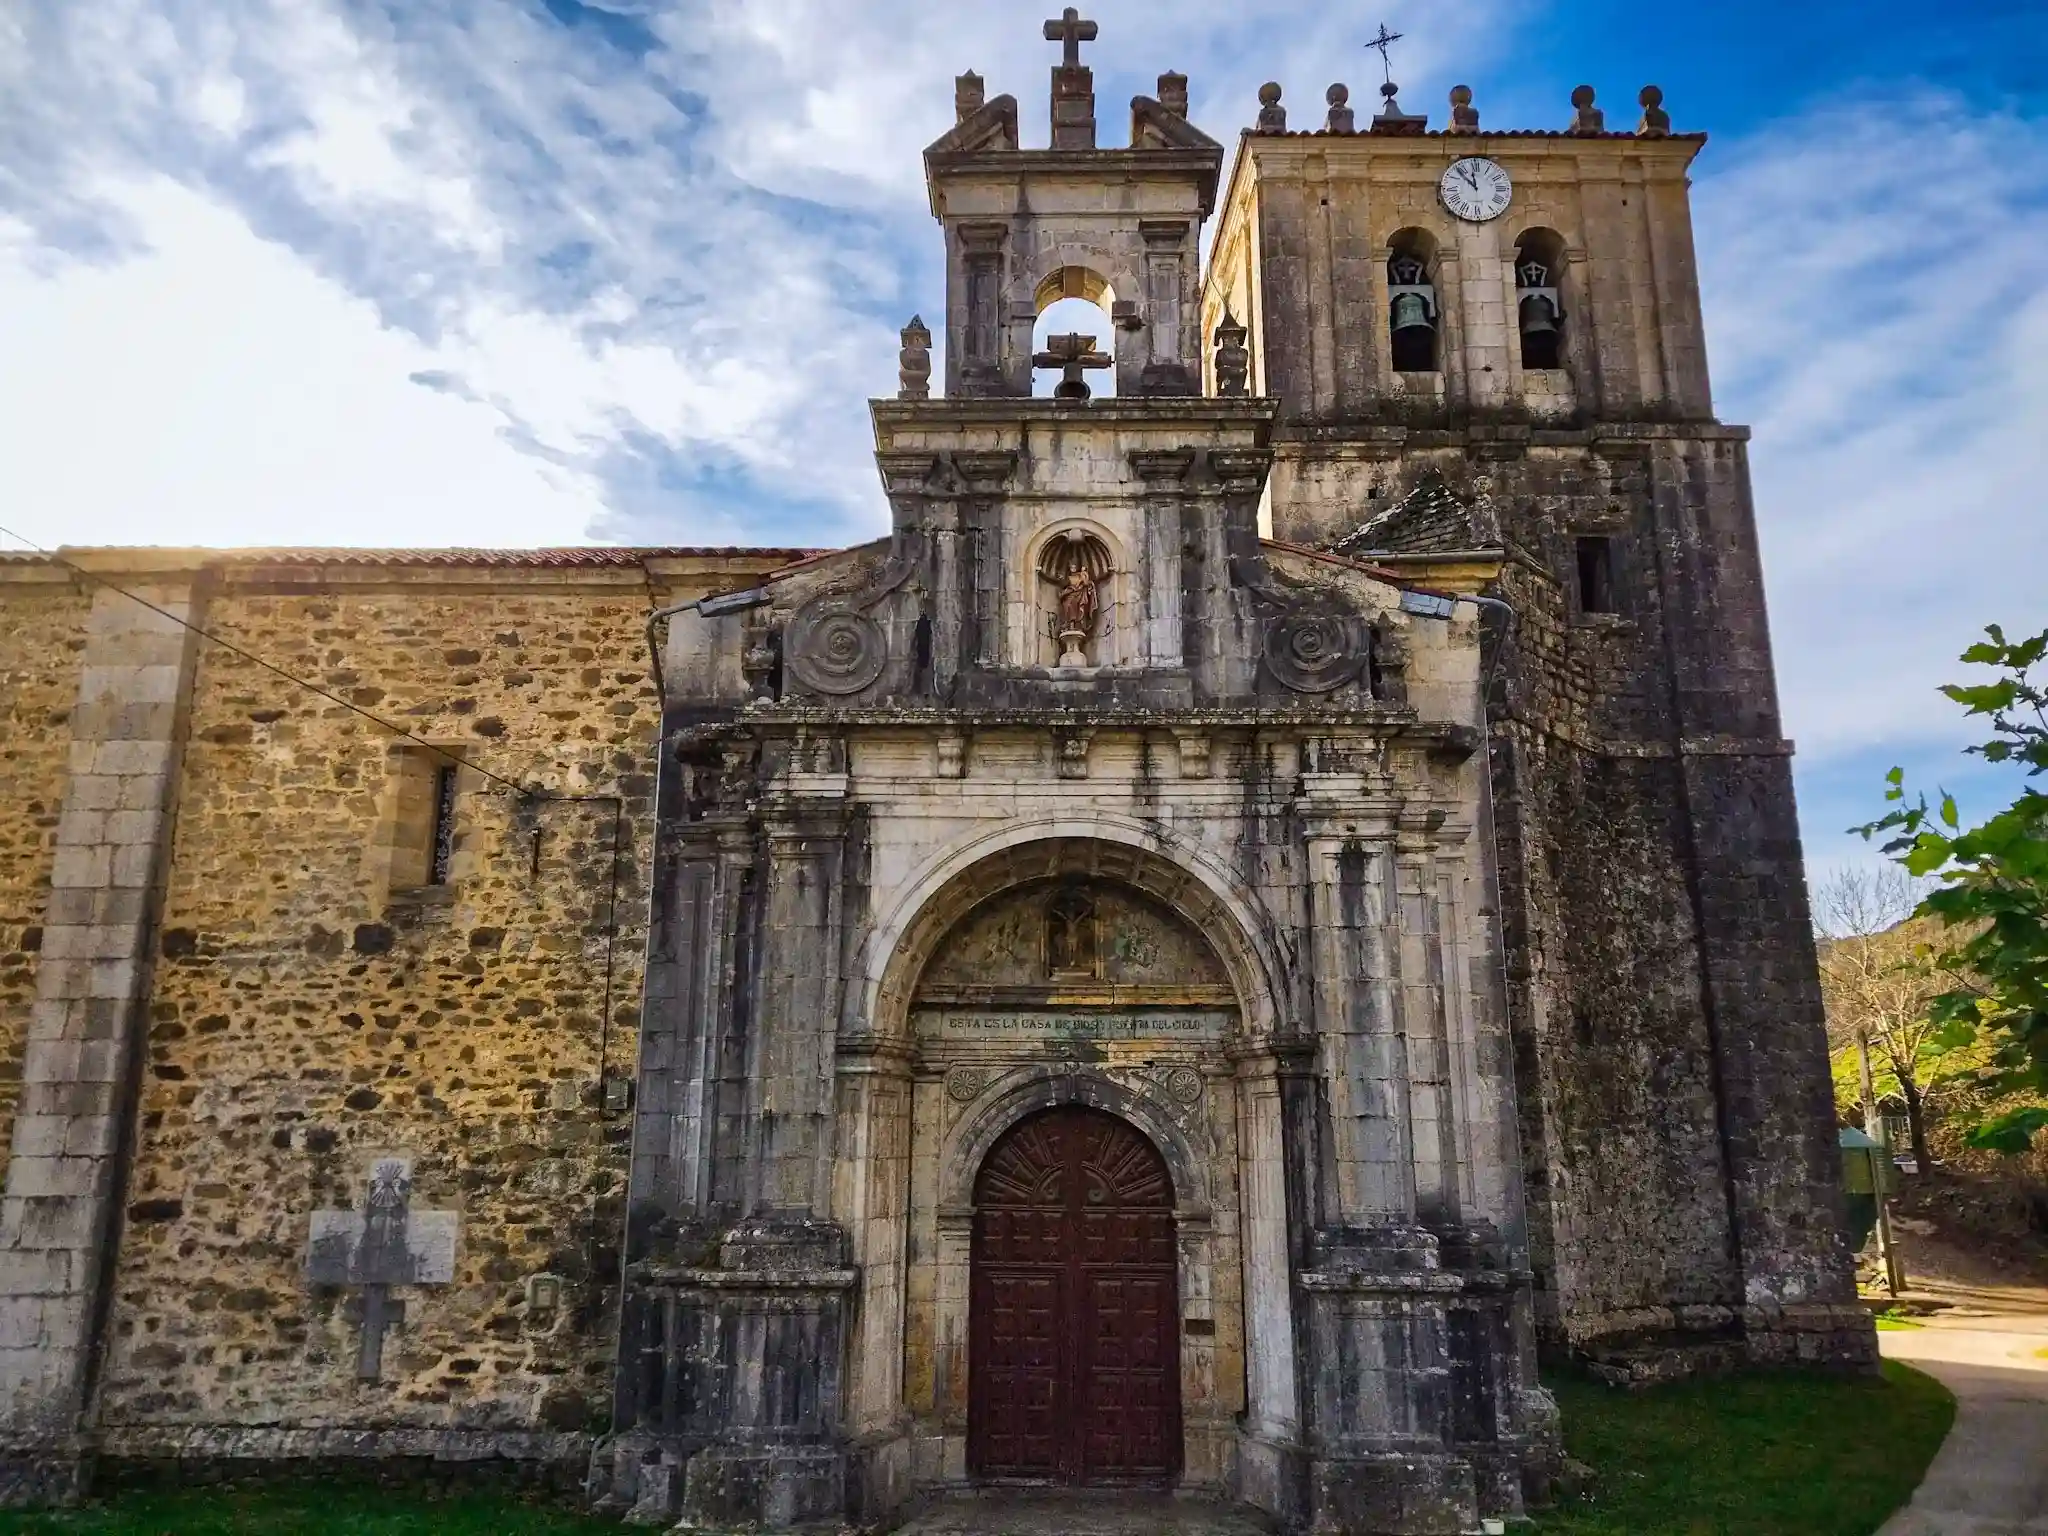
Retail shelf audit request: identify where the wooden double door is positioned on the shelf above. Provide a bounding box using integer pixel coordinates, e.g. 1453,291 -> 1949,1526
968,1105 -> 1183,1482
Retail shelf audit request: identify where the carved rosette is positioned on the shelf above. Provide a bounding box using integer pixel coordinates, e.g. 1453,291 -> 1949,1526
786,598 -> 888,696
1263,611 -> 1368,694
945,1065 -> 988,1103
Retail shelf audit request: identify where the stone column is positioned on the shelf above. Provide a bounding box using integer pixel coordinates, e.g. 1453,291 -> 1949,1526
1128,450 -> 1193,669
0,573 -> 201,1504
951,452 -> 1017,673
1294,785 -> 1480,1535
608,759 -> 867,1528
879,455 -> 946,696
832,1039 -> 916,1520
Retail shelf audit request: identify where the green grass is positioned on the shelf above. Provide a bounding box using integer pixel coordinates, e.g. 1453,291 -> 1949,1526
0,1365 -> 1957,1535
0,1478 -> 617,1535
1530,1360 -> 1955,1536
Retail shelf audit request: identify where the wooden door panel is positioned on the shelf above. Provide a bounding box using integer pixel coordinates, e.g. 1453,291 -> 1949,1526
969,1105 -> 1181,1483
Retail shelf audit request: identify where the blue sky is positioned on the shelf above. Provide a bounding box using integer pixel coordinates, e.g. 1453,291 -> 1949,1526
1,0 -> 2044,878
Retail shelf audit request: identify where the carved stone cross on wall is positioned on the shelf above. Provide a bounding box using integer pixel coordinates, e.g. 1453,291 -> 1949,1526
1032,332 -> 1112,401
1043,7 -> 1097,68
306,1156 -> 458,1379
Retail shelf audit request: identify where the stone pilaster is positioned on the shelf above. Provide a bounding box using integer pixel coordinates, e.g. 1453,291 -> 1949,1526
1128,449 -> 1194,668
0,577 -> 200,1504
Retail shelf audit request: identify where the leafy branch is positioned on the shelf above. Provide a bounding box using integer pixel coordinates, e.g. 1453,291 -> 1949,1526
1854,625 -> 2048,1152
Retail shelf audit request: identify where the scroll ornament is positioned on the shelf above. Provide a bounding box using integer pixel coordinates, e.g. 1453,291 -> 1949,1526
1263,611 -> 1368,694
785,598 -> 889,696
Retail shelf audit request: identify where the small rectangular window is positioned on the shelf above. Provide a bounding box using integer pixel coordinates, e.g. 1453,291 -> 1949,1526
1575,536 -> 1617,616
428,763 -> 459,885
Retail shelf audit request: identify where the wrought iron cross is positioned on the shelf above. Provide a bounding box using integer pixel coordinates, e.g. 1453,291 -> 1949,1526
1043,7 -> 1098,69
1366,23 -> 1404,84
1032,332 -> 1112,401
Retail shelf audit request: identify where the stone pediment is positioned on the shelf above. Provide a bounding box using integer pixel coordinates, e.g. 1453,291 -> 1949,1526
1129,95 -> 1221,152
923,93 -> 1019,157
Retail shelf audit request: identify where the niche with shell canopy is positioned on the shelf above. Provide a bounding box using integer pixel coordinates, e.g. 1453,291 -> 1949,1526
1034,528 -> 1119,667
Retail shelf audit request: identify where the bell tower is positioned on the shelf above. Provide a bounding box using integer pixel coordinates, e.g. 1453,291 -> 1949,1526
1203,75 -> 1874,1395
925,14 -> 1222,399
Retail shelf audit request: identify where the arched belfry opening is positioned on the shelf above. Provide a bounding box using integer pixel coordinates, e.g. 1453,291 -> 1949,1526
1032,267 -> 1121,399
1387,229 -> 1441,373
1515,228 -> 1567,370
968,1105 -> 1182,1482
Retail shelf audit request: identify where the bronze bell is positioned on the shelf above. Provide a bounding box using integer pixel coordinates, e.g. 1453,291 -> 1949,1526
1391,290 -> 1434,334
1519,293 -> 1560,335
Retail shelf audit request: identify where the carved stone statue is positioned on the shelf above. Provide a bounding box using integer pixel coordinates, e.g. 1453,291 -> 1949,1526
1056,562 -> 1097,665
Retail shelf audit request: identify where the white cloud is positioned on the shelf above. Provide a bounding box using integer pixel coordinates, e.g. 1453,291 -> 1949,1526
0,177 -> 607,551
0,0 -> 1509,552
1695,92 -> 2048,771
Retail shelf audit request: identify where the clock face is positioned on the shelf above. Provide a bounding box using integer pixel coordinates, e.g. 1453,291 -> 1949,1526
1439,157 -> 1513,223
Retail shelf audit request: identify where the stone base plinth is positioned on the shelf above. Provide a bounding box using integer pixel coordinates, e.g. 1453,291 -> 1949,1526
1307,1452 -> 1478,1535
0,1447 -> 88,1510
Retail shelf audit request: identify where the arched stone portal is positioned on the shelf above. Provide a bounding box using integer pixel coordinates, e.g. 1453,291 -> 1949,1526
847,836 -> 1287,1499
969,1105 -> 1181,1482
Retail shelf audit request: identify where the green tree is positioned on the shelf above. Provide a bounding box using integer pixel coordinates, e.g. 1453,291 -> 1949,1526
1813,867 -> 1973,1169
1857,625 -> 2048,1151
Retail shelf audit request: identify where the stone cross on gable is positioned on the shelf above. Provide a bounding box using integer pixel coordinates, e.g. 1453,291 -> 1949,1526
1043,8 -> 1099,149
1043,7 -> 1097,68
306,1156 -> 457,1380
1032,332 -> 1112,401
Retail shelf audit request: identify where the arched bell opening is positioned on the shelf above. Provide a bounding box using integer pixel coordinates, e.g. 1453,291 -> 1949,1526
1386,228 -> 1441,373
967,1105 -> 1183,1483
1032,266 -> 1121,399
1514,227 -> 1568,371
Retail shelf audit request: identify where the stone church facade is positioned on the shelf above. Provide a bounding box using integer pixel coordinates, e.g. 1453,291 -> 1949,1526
0,21 -> 1871,1536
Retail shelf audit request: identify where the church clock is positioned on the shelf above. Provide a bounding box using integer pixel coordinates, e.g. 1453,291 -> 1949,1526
1439,156 -> 1513,223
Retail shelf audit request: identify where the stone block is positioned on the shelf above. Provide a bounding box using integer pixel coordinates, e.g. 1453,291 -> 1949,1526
6,1157 -> 103,1201
47,847 -> 110,892
89,740 -> 173,777
0,1252 -> 71,1297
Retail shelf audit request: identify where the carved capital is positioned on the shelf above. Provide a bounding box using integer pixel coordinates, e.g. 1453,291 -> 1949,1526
1128,448 -> 1196,487
875,452 -> 942,497
951,450 -> 1019,494
1208,449 -> 1273,496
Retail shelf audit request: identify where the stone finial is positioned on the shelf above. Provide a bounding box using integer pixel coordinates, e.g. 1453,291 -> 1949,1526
1370,78 -> 1426,135
955,71 -> 985,123
1637,84 -> 1671,137
1213,310 -> 1250,397
1255,82 -> 1287,134
1324,83 -> 1356,135
1448,84 -> 1479,133
1157,70 -> 1189,117
1045,6 -> 1099,148
897,316 -> 932,401
1568,84 -> 1605,134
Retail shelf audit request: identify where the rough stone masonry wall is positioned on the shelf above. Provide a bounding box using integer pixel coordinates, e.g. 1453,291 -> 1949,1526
90,578 -> 668,1457
0,578 -> 93,1194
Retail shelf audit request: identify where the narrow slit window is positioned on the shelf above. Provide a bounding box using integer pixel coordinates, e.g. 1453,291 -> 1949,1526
1576,537 -> 1617,616
428,763 -> 459,885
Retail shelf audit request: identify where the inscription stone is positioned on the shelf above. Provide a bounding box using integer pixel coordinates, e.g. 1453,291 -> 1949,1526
915,1009 -> 1232,1043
